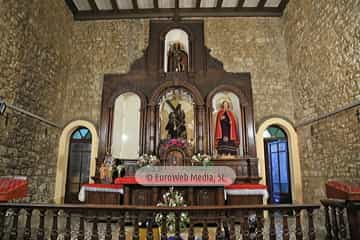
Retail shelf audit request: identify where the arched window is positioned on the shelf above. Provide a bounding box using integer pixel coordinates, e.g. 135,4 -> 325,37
65,127 -> 92,203
164,29 -> 189,72
112,92 -> 141,159
263,125 -> 292,204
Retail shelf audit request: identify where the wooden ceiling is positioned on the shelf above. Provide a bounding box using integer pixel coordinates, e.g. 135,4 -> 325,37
65,0 -> 290,21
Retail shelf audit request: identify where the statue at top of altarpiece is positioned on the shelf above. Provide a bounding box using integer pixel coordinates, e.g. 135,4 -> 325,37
167,42 -> 188,72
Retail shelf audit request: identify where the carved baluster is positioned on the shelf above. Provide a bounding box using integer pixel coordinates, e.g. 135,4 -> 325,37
295,209 -> 303,240
118,214 -> 125,240
161,212 -> 167,240
91,215 -> 99,240
175,212 -> 181,240
133,216 -> 139,240
324,205 -> 332,240
331,207 -> 339,240
242,213 -> 250,240
187,222 -> 194,240
147,216 -> 153,240
282,214 -> 289,240
78,213 -> 85,240
308,209 -> 316,240
256,211 -> 264,240
10,209 -> 19,240
338,207 -> 347,239
23,208 -> 32,240
216,219 -> 222,240
269,211 -> 276,240
0,209 -> 5,240
105,215 -> 112,240
64,212 -> 71,240
37,209 -> 46,240
229,217 -> 236,240
51,210 -> 59,240
202,220 -> 209,240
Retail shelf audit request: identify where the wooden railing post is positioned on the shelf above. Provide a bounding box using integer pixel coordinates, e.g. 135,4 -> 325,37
331,206 -> 339,240
91,215 -> 99,240
133,215 -> 139,240
0,208 -> 5,240
78,212 -> 85,240
202,219 -> 209,240
10,209 -> 19,240
295,209 -> 303,240
323,204 -> 332,240
37,209 -> 46,240
256,210 -> 264,240
64,211 -> 71,240
308,209 -> 316,240
338,207 -> 347,239
24,208 -> 32,240
161,212 -> 168,240
118,214 -> 125,240
242,213 -> 250,240
105,215 -> 112,240
269,211 -> 276,240
51,209 -> 59,240
282,214 -> 290,240
229,217 -> 236,240
187,221 -> 194,240
146,215 -> 154,240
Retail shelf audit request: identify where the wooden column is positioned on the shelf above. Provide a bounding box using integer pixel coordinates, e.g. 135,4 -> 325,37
196,105 -> 205,153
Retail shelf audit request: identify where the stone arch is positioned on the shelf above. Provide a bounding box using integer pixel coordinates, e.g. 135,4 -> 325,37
54,120 -> 99,204
256,117 -> 303,204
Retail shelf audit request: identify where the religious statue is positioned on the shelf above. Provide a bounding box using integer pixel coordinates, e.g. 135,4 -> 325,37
215,100 -> 240,155
167,42 -> 188,72
165,101 -> 187,139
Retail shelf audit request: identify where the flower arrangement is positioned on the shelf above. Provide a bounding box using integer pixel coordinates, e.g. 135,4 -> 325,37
155,187 -> 189,233
137,154 -> 159,167
192,153 -> 212,166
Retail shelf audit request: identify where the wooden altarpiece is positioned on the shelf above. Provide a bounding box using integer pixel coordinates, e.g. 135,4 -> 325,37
98,20 -> 260,193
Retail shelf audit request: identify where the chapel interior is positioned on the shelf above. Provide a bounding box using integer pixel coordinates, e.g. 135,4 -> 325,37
0,0 -> 359,239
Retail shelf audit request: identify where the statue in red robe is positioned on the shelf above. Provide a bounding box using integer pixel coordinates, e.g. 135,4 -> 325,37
215,101 -> 239,155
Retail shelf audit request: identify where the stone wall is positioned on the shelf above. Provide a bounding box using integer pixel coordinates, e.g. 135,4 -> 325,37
0,0 -> 73,202
284,0 -> 360,202
205,18 -> 293,125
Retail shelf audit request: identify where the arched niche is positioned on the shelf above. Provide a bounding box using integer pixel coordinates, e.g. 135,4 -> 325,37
206,85 -> 254,157
164,29 -> 190,72
211,91 -> 244,157
111,92 -> 141,159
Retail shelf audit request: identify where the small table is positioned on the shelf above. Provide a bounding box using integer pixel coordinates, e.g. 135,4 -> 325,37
78,183 -> 123,205
225,183 -> 268,205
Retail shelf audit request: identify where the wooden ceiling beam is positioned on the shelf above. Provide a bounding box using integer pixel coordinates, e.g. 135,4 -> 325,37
278,0 -> 290,11
132,0 -> 138,9
196,0 -> 201,9
153,0 -> 159,9
216,0 -> 223,8
110,0 -> 118,11
175,0 -> 179,9
237,0 -> 245,9
65,0 -> 78,14
74,7 -> 282,20
257,0 -> 267,8
88,0 -> 99,12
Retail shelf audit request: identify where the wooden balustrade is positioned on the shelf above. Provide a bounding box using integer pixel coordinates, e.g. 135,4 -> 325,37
321,199 -> 360,240
0,203 -> 320,240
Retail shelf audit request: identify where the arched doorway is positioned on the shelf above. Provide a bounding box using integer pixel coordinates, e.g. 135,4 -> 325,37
64,127 -> 92,203
263,125 -> 291,204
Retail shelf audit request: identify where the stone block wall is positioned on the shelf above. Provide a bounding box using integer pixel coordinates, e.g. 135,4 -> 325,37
0,0 -> 73,202
284,0 -> 360,202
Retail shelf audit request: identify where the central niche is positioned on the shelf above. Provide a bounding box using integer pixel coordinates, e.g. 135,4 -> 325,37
164,29 -> 189,72
158,88 -> 195,142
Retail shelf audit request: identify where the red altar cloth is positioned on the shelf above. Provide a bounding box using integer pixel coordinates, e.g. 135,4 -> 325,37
225,183 -> 268,199
0,177 -> 27,202
114,176 -> 138,185
326,181 -> 360,200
